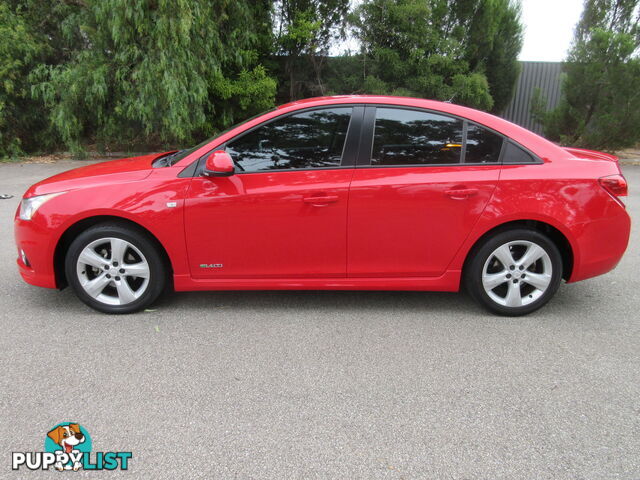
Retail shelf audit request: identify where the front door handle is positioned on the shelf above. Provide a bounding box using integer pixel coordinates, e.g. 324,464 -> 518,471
303,195 -> 339,206
445,188 -> 478,200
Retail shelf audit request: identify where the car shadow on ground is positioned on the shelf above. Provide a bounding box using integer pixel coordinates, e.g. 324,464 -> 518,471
20,281 -> 602,320
163,289 -> 475,314
24,284 -> 480,316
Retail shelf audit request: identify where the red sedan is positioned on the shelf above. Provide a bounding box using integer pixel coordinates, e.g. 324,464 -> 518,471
14,96 -> 630,315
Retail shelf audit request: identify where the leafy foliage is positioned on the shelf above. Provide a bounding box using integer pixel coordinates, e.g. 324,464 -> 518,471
464,0 -> 524,112
0,0 -> 92,157
273,0 -> 350,99
350,0 -> 523,111
31,0 -> 277,153
0,3 -> 44,156
0,0 -> 527,156
537,0 -> 640,150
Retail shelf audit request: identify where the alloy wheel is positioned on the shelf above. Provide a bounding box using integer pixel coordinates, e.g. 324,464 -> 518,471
481,240 -> 553,308
76,237 -> 150,306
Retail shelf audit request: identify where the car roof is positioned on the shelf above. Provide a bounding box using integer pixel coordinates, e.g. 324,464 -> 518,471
277,95 -> 441,110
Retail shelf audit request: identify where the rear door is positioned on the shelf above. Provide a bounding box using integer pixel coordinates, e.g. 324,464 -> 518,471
347,106 -> 503,278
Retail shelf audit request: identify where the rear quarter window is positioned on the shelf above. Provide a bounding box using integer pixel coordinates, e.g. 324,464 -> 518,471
502,141 -> 538,164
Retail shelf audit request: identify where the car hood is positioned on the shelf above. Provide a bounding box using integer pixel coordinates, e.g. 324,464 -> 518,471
24,152 -> 172,197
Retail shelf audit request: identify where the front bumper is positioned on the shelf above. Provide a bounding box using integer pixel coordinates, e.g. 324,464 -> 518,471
14,214 -> 58,289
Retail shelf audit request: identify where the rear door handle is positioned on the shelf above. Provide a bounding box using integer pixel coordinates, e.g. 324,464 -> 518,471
303,195 -> 339,206
445,188 -> 478,200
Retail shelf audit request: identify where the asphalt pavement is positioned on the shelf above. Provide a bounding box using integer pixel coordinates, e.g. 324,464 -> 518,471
0,160 -> 638,479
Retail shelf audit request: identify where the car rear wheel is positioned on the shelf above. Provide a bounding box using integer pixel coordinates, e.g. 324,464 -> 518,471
65,224 -> 166,314
465,228 -> 563,316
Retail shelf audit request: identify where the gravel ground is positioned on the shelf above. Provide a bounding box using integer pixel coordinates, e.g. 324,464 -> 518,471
0,160 -> 638,479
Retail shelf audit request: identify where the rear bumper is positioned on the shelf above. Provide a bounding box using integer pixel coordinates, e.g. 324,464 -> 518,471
568,209 -> 631,283
14,215 -> 58,289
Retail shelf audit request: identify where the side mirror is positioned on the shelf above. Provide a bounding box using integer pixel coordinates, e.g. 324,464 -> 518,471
203,150 -> 235,177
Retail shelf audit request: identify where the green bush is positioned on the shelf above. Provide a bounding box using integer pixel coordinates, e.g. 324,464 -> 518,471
349,0 -> 522,112
0,0 -> 526,156
31,0 -> 277,154
536,0 -> 640,150
0,3 -> 45,157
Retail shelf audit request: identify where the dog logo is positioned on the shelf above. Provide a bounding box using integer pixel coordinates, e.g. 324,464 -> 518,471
46,423 -> 87,471
12,422 -> 131,471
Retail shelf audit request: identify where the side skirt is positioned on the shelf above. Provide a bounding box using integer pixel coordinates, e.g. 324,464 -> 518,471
173,271 -> 462,292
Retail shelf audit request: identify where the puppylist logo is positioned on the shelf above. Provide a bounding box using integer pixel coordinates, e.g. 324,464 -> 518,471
12,422 -> 132,472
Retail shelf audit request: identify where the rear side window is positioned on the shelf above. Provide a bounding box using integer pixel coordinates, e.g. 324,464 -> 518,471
502,141 -> 537,164
465,123 -> 504,163
226,107 -> 353,172
371,108 -> 464,165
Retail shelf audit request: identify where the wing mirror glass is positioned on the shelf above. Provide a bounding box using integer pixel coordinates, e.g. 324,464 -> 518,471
203,150 -> 235,177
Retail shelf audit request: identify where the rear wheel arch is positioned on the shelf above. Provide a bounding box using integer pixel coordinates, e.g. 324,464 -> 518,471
53,215 -> 173,289
463,220 -> 574,281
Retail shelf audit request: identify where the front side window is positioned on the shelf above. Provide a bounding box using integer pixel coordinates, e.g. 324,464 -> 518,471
371,108 -> 464,165
226,107 -> 353,172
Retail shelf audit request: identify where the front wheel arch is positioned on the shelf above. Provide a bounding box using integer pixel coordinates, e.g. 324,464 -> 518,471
462,220 -> 574,282
54,215 -> 173,290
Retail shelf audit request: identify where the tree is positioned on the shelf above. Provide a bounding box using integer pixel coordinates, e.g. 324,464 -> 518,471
0,3 -> 41,156
350,0 -> 523,111
0,0 -> 83,156
273,0 -> 350,100
31,0 -> 277,153
537,0 -> 640,150
451,0 -> 524,112
0,0 -> 527,157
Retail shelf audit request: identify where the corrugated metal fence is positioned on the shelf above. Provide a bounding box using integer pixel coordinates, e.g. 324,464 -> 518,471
501,61 -> 564,135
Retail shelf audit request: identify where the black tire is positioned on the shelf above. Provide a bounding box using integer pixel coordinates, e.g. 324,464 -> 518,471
464,228 -> 563,316
65,223 -> 166,314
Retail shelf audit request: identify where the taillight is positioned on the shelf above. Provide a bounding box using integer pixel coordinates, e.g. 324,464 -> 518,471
599,174 -> 628,198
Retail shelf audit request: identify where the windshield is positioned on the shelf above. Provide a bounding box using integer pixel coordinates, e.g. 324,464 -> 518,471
160,109 -> 276,167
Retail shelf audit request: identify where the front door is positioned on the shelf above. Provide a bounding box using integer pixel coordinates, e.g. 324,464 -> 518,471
184,106 -> 358,278
347,106 -> 503,278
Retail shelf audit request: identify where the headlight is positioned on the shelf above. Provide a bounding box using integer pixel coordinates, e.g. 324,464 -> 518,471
19,192 -> 65,221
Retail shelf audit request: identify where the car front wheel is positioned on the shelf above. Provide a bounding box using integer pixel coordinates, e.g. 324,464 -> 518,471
65,224 -> 166,314
465,228 -> 563,316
